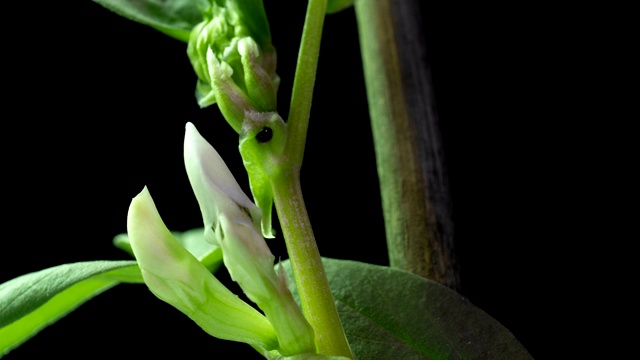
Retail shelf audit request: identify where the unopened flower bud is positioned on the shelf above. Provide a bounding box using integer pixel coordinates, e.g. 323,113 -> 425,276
207,48 -> 258,132
186,0 -> 280,131
184,123 -> 315,355
127,186 -> 278,351
239,37 -> 277,112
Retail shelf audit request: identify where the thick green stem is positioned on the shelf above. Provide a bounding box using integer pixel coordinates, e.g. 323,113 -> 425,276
272,171 -> 353,358
355,0 -> 459,289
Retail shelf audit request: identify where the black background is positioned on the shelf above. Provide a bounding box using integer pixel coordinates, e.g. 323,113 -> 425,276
1,1 -> 578,358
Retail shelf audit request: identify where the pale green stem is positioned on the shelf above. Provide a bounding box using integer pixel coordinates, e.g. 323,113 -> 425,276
265,0 -> 352,357
285,0 -> 326,168
272,171 -> 352,358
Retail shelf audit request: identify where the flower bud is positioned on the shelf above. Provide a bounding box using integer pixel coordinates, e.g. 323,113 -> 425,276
127,186 -> 278,351
186,1 -> 280,133
184,122 -> 315,355
239,37 -> 277,112
207,48 -> 258,132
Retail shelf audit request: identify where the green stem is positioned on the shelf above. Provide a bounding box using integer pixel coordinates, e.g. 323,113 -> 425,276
271,1 -> 353,356
285,0 -> 326,168
272,172 -> 353,358
354,0 -> 459,288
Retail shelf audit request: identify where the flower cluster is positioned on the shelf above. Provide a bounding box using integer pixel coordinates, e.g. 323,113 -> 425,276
187,0 -> 279,132
127,123 -> 315,358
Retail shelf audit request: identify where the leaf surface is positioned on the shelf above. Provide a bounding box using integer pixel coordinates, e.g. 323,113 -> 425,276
91,0 -> 207,42
114,227 -> 223,273
280,258 -> 533,360
0,260 -> 141,357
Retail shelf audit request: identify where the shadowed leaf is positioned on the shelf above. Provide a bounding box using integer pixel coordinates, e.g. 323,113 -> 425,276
0,261 -> 141,357
280,258 -> 533,360
91,0 -> 207,42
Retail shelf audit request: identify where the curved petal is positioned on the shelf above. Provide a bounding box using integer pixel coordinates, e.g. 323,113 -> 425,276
183,123 -> 315,355
184,122 -> 263,246
127,186 -> 278,350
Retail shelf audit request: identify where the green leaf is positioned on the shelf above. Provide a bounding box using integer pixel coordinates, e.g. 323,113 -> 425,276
91,0 -> 208,42
172,227 -> 223,271
226,0 -> 273,51
326,0 -> 354,14
267,354 -> 351,360
0,260 -> 141,357
239,37 -> 278,112
279,258 -> 534,360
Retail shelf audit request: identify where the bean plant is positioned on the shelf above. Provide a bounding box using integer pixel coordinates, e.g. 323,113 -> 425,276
1,1 -> 534,359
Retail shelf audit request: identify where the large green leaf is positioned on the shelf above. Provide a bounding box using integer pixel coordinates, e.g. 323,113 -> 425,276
280,258 -> 533,360
0,260 -> 141,357
91,0 -> 208,42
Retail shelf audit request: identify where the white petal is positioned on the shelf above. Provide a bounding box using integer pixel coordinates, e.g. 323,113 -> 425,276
127,186 -> 277,349
184,122 -> 262,245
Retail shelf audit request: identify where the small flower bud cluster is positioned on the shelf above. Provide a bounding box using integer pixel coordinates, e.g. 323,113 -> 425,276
187,1 -> 280,133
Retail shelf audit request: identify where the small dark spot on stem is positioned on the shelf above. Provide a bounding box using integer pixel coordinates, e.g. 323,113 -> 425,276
255,127 -> 273,143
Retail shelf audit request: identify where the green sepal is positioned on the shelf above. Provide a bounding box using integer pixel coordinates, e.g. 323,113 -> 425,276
239,112 -> 288,239
242,157 -> 275,239
91,0 -> 208,42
